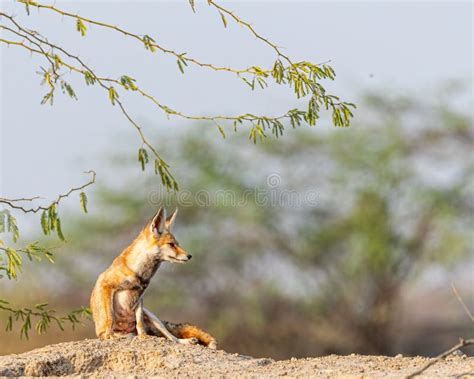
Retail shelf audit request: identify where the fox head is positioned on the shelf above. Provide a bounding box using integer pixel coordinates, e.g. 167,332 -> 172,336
144,207 -> 192,264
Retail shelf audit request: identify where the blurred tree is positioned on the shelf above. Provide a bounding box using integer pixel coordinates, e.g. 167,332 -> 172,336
28,87 -> 471,357
0,0 -> 354,337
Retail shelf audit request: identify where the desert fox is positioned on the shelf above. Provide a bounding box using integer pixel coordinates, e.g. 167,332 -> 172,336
90,207 -> 217,348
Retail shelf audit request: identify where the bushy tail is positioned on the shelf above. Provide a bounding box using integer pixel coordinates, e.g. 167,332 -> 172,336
164,321 -> 217,349
143,310 -> 217,349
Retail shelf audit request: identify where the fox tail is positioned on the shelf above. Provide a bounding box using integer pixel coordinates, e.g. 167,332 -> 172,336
164,321 -> 217,349
143,310 -> 217,349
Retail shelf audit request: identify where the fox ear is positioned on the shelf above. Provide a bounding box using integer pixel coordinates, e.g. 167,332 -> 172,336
150,207 -> 166,236
165,208 -> 178,232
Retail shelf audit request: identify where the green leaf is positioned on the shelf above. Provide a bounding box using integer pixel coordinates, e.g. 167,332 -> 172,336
43,71 -> 53,88
108,86 -> 118,105
55,218 -> 65,241
48,204 -> 57,231
40,210 -> 50,235
215,123 -> 226,138
153,159 -> 178,191
6,212 -> 19,243
219,11 -> 227,28
271,59 -> 285,84
0,210 -> 6,234
138,148 -> 149,171
242,77 -> 255,90
41,91 -> 54,106
79,192 -> 88,213
19,0 -> 38,15
52,54 -> 62,70
20,314 -> 31,339
176,54 -> 188,74
256,77 -> 268,89
34,302 -> 48,310
84,71 -> 96,86
5,247 -> 21,279
120,75 -> 137,91
60,81 -> 77,100
35,318 -> 47,334
249,124 -> 265,144
76,19 -> 87,37
177,59 -> 185,74
142,35 -> 156,52
44,250 -> 55,264
6,316 -> 13,332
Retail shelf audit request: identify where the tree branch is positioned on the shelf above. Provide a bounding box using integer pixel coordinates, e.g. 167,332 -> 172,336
207,0 -> 292,64
0,170 -> 96,214
16,0 -> 295,77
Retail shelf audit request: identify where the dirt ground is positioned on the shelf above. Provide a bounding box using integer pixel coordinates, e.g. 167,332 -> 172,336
0,336 -> 472,378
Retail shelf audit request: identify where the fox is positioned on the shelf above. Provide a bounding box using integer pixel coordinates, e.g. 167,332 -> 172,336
90,207 -> 217,349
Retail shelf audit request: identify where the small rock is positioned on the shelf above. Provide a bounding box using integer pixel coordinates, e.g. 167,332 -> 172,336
0,368 -> 17,376
395,354 -> 403,358
162,356 -> 183,369
256,358 -> 273,366
239,355 -> 253,360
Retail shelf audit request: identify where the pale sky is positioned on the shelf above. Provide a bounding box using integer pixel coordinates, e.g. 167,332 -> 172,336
1,0 -> 472,203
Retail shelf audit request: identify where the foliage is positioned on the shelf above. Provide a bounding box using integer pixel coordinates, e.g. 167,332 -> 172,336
1,0 -> 354,190
0,300 -> 91,339
0,173 -> 95,337
0,240 -> 53,280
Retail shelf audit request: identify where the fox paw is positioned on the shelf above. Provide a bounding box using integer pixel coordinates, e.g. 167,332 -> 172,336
178,337 -> 199,345
99,330 -> 114,340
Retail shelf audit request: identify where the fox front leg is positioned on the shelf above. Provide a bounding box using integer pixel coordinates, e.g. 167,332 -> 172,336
135,299 -> 147,339
97,286 -> 116,339
143,308 -> 198,345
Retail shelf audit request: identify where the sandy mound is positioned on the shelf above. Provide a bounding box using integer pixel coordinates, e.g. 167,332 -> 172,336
0,336 -> 472,378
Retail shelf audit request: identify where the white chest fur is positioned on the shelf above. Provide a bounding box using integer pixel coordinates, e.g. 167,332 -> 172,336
125,240 -> 161,280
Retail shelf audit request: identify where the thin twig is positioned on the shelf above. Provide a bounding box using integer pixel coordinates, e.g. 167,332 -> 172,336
15,0 -> 267,76
451,283 -> 474,323
0,16 -> 326,124
208,0 -> 292,64
405,338 -> 474,378
0,170 -> 96,214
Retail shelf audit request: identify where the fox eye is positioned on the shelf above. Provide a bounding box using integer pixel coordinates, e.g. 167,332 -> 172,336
169,242 -> 176,248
